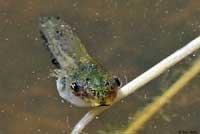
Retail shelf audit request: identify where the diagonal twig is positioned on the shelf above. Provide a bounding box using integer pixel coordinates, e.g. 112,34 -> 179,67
124,54 -> 200,134
72,36 -> 200,134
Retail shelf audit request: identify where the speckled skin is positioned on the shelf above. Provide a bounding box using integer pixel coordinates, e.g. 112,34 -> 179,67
39,17 -> 120,107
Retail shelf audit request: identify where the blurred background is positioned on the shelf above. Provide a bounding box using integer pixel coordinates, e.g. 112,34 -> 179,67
0,0 -> 200,134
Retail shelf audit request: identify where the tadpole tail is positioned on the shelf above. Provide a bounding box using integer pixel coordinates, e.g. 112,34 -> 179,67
39,16 -> 92,69
40,30 -> 61,68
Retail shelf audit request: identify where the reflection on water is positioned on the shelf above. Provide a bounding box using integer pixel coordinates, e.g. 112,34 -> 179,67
0,0 -> 200,134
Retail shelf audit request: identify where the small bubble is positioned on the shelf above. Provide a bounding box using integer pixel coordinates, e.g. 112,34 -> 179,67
164,10 -> 169,14
113,35 -> 117,39
95,116 -> 99,119
22,89 -> 25,93
61,130 -> 66,133
153,125 -> 157,129
73,2 -> 77,7
38,117 -> 41,121
1,12 -> 7,16
152,37 -> 157,41
31,71 -> 35,74
61,24 -> 65,28
41,24 -> 46,28
26,34 -> 30,38
61,99 -> 65,103
37,128 -> 41,132
144,94 -> 148,99
89,35 -> 93,39
95,12 -> 99,16
24,117 -> 28,121
181,31 -> 185,35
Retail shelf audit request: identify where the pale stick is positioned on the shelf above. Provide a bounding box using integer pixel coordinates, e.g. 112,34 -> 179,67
124,54 -> 200,134
72,36 -> 200,134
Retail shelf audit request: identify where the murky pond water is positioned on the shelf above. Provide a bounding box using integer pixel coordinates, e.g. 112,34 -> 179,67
0,0 -> 200,134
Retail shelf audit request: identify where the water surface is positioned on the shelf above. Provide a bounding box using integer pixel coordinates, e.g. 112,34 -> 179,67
0,0 -> 200,134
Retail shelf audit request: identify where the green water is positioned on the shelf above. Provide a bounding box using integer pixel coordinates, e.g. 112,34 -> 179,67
0,0 -> 200,134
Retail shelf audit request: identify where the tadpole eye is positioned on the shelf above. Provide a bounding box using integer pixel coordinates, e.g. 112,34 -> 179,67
105,81 -> 109,86
70,82 -> 79,92
86,78 -> 90,81
114,77 -> 121,86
